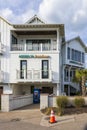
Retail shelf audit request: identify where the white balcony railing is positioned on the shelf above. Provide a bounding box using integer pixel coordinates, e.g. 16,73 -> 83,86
0,71 -> 4,82
11,43 -> 57,51
0,43 -> 4,54
16,69 -> 52,82
11,44 -> 25,51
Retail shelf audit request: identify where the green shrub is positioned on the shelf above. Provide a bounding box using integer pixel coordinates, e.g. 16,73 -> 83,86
74,97 -> 85,108
41,107 -> 58,115
56,96 -> 68,115
56,96 -> 68,108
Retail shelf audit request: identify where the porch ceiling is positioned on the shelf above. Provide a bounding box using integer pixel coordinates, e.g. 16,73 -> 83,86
11,82 -> 56,86
13,30 -> 57,35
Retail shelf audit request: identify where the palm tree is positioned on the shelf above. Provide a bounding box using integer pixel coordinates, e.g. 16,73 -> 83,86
73,69 -> 87,96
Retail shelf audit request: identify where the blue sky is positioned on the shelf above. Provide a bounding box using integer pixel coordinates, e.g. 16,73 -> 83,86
0,0 -> 87,44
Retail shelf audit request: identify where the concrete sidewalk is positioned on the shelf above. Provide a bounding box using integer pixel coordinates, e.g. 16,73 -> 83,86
0,105 -> 87,130
40,113 -> 87,130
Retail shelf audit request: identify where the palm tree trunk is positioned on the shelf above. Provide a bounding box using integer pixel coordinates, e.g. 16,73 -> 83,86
82,76 -> 86,96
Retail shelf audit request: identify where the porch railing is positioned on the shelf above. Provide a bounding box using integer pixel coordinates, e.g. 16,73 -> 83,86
0,43 -> 4,54
11,43 -> 57,51
16,69 -> 52,81
11,44 -> 25,51
0,70 -> 4,82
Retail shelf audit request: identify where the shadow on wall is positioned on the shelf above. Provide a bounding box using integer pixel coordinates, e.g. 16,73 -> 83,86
84,124 -> 87,130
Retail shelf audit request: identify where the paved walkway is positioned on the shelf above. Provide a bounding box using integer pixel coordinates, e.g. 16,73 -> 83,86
0,104 -> 87,130
40,113 -> 87,130
16,104 -> 40,110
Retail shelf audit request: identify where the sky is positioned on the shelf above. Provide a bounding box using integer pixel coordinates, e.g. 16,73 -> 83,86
0,0 -> 87,44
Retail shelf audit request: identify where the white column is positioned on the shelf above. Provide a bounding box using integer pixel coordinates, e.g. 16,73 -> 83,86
3,84 -> 13,94
57,29 -> 60,51
24,42 -> 26,51
24,69 -> 26,79
68,67 -> 70,82
57,29 -> 61,95
53,86 -> 57,95
57,83 -> 61,96
62,65 -> 65,92
40,94 -> 49,110
41,43 -> 42,52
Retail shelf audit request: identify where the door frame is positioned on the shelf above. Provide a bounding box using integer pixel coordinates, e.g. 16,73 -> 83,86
42,60 -> 49,79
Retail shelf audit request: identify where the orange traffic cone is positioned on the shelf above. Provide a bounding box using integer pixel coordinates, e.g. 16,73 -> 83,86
49,109 -> 56,123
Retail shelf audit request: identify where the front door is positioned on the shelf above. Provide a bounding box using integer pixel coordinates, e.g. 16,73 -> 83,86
20,60 -> 27,79
42,60 -> 49,79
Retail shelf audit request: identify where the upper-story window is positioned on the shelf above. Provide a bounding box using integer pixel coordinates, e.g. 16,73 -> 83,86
82,52 -> 84,63
12,35 -> 17,44
67,47 -> 85,63
67,47 -> 70,59
26,39 -> 51,51
26,40 -> 41,51
42,40 -> 51,51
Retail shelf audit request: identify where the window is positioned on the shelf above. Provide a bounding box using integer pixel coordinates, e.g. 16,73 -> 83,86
12,35 -> 17,44
82,52 -> 84,63
42,40 -> 51,51
72,49 -> 74,60
71,48 -> 81,62
51,40 -> 57,50
42,60 -> 49,79
26,40 -> 33,51
67,47 -> 70,59
20,60 -> 27,79
26,39 -> 51,51
78,51 -> 81,62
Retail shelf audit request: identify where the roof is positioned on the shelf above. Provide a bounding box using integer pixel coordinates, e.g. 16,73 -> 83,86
12,24 -> 64,37
25,15 -> 45,24
66,36 -> 87,52
0,15 -> 65,37
0,16 -> 11,25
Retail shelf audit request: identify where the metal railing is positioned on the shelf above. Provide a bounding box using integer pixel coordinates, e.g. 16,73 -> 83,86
11,44 -> 25,51
16,69 -> 52,81
11,43 -> 57,51
0,71 -> 4,82
0,43 -> 4,54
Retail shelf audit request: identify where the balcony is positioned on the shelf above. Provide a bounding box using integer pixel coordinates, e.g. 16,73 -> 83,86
11,42 -> 57,51
0,71 -> 4,82
16,69 -> 52,82
11,44 -> 25,51
0,43 -> 4,54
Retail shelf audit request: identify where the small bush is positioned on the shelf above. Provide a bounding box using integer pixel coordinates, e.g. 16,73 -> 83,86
74,97 -> 85,108
41,107 -> 58,115
56,96 -> 68,108
56,96 -> 68,115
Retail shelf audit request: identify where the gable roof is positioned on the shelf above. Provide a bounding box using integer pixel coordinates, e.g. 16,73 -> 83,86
66,36 -> 87,52
0,16 -> 11,25
25,15 -> 45,24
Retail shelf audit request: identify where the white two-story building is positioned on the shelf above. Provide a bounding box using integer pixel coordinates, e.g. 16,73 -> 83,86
0,15 -> 87,111
0,15 -> 65,97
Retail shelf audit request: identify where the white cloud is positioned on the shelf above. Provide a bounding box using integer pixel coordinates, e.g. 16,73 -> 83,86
38,0 -> 87,43
0,8 -> 13,20
0,7 -> 36,24
0,0 -> 87,43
